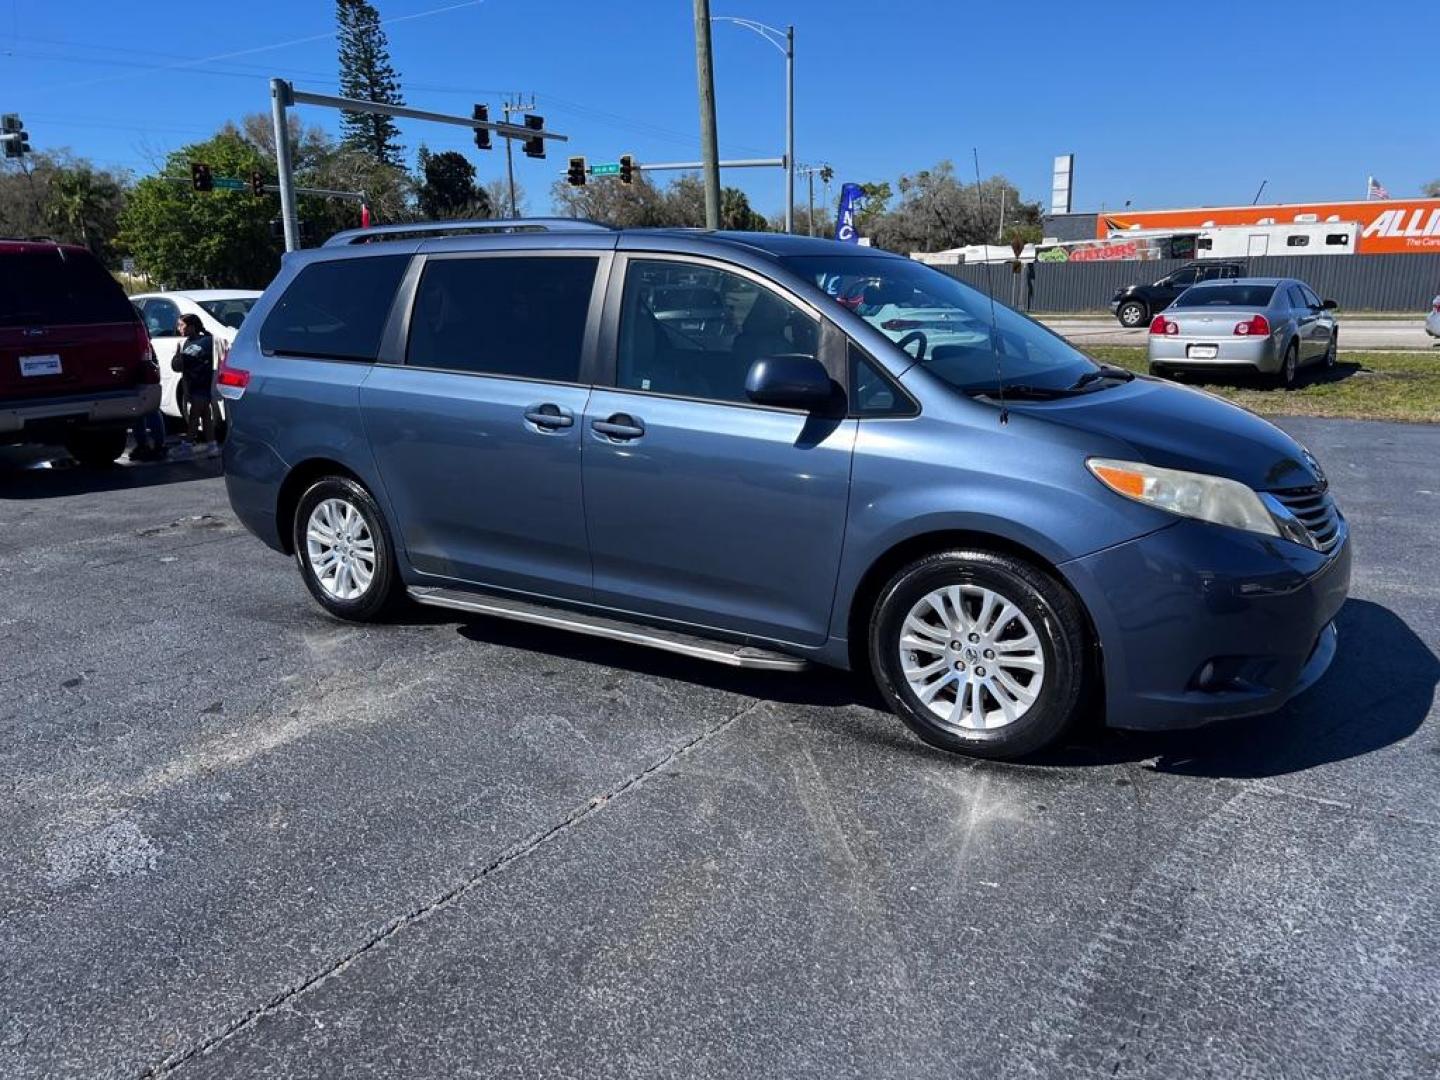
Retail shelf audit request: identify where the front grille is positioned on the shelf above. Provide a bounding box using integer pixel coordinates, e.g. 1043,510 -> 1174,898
1272,485 -> 1343,553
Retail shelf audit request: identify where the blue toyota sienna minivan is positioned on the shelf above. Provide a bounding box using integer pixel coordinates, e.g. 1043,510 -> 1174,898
221,220 -> 1350,760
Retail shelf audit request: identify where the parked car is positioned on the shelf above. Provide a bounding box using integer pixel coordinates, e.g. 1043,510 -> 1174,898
1427,293 -> 1440,341
130,289 -> 261,417
1,239 -> 159,465
1110,260 -> 1245,328
1148,277 -> 1338,388
222,221 -> 1349,761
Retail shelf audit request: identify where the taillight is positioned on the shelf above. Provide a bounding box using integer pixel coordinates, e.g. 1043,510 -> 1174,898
135,324 -> 159,384
215,356 -> 250,400
1234,315 -> 1270,337
1149,316 -> 1178,336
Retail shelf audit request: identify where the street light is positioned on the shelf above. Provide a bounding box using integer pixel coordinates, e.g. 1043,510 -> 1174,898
711,16 -> 793,234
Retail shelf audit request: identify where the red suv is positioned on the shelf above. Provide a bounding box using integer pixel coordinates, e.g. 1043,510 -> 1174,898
1,240 -> 159,465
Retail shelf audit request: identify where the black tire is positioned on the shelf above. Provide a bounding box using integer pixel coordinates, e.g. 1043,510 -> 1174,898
868,549 -> 1088,760
1117,301 -> 1148,329
1273,341 -> 1299,390
1324,329 -> 1338,368
64,428 -> 128,467
1148,363 -> 1169,379
292,476 -> 400,622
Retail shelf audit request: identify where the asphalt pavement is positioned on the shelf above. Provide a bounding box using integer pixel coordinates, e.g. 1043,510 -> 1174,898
1040,315 -> 1439,350
2,418 -> 1438,1079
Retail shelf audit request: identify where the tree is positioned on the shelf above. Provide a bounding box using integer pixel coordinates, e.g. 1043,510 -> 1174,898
1425,179 -> 1440,198
483,176 -> 526,218
551,171 -> 670,227
867,161 -> 1040,255
118,130 -> 275,288
416,147 -> 489,219
336,0 -> 405,167
768,202 -> 834,237
0,151 -> 128,260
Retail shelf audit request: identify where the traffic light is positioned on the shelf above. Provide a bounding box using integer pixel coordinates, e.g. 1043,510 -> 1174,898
566,156 -> 587,187
522,113 -> 545,159
191,162 -> 213,192
472,104 -> 491,151
249,170 -> 266,197
1,113 -> 29,158
619,154 -> 634,186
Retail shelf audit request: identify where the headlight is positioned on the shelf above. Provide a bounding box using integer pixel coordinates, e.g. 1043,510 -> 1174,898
1087,458 -> 1280,538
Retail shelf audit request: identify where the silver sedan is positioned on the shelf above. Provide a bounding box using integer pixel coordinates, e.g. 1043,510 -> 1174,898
1147,277 -> 1338,389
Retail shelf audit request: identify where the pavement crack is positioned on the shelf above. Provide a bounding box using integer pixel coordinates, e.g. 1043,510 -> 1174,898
135,698 -> 763,1078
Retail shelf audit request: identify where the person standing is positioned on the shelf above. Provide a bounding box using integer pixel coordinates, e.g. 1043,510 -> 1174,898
128,345 -> 168,462
172,313 -> 217,447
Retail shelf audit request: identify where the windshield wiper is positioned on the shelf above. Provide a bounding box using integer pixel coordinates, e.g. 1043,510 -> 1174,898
961,384 -> 1083,401
1069,364 -> 1136,389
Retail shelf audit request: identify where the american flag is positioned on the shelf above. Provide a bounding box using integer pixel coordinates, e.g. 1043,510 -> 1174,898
1367,176 -> 1391,200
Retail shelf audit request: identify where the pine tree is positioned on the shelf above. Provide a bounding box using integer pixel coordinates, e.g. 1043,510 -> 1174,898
336,0 -> 405,167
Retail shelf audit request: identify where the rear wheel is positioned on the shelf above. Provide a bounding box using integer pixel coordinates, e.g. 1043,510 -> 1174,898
1117,301 -> 1148,328
1274,341 -> 1299,390
868,549 -> 1088,760
64,428 -> 128,467
293,477 -> 400,622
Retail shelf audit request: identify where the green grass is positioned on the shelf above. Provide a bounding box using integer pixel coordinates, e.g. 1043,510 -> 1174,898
1086,347 -> 1440,424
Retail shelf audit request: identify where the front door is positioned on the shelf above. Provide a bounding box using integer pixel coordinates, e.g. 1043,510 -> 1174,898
582,256 -> 855,646
360,252 -> 604,601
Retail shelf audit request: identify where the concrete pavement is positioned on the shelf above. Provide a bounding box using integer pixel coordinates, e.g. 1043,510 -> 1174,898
2,418 -> 1438,1079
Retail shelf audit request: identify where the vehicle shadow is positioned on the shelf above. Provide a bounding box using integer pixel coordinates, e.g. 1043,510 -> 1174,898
1041,598 -> 1436,778
454,617 -> 882,711
1179,360 -> 1362,392
0,444 -> 222,500
456,598 -> 1434,779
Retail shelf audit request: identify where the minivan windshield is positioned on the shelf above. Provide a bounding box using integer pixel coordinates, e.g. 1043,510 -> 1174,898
1173,284 -> 1276,308
783,254 -> 1101,395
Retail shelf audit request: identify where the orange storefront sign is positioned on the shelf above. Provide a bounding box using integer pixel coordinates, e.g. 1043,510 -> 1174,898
1097,199 -> 1440,254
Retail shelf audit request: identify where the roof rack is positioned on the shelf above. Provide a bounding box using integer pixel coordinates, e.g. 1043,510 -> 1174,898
322,218 -> 613,247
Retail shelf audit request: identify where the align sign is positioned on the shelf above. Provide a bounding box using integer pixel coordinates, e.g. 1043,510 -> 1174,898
1097,198 -> 1440,255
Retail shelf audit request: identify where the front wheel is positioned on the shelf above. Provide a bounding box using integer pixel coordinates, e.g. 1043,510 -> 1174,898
1117,301 -> 1148,328
293,477 -> 400,621
1324,330 -> 1338,368
868,550 -> 1088,760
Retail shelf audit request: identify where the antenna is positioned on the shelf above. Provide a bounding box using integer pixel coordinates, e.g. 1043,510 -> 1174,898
973,148 -> 1008,425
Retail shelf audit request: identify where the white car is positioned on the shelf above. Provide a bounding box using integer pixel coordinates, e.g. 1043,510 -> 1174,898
1427,294 -> 1440,340
130,290 -> 261,417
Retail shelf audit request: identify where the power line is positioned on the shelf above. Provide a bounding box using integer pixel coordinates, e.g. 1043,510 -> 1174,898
25,0 -> 489,96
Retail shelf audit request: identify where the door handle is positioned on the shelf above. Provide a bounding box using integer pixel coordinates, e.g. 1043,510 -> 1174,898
524,403 -> 573,430
592,413 -> 645,440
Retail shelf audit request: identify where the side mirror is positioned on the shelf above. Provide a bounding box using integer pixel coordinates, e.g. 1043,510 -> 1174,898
1321,299 -> 1338,310
745,354 -> 834,409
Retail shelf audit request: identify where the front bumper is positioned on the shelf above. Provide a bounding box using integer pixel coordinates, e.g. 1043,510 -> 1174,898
1147,334 -> 1281,372
0,385 -> 160,440
1062,516 -> 1351,731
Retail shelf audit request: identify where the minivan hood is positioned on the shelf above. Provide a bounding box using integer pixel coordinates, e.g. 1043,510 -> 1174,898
1014,377 -> 1320,492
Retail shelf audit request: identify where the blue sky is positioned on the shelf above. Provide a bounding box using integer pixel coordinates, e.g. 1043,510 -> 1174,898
4,0 -> 1436,219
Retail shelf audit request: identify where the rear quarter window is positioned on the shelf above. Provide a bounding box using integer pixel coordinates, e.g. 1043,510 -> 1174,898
259,255 -> 408,360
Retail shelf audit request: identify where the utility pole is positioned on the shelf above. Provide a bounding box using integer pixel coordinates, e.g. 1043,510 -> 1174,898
785,25 -> 794,234
270,79 -> 300,253
693,0 -> 721,229
502,93 -> 534,219
997,185 -> 1007,243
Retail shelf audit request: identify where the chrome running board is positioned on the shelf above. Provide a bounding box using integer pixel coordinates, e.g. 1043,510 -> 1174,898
407,586 -> 809,672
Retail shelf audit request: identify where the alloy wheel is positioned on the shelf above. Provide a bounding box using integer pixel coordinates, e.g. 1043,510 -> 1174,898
897,584 -> 1046,731
305,498 -> 376,601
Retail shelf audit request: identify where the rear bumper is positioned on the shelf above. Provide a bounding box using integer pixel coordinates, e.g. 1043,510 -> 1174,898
1425,312 -> 1440,338
1061,517 -> 1351,731
0,385 -> 160,441
1147,334 -> 1281,372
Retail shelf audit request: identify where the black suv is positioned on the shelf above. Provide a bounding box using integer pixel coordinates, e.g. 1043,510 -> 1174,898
1110,261 -> 1245,328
